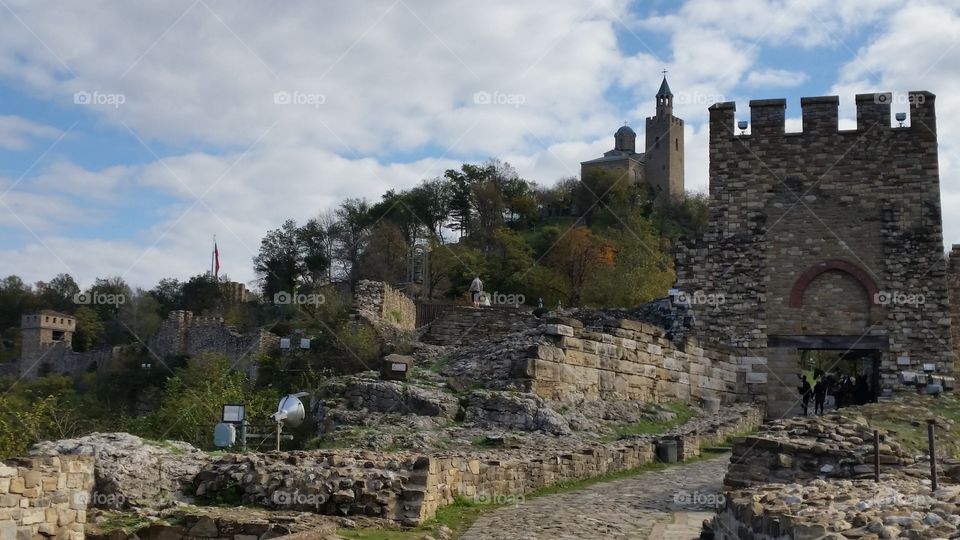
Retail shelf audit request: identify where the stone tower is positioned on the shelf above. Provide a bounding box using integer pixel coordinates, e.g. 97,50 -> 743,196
675,90 -> 950,418
644,76 -> 685,200
20,311 -> 75,364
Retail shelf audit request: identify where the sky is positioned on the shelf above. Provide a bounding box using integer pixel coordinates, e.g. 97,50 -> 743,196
0,0 -> 959,290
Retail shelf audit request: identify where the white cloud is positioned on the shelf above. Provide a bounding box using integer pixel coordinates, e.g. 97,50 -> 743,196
0,115 -> 61,151
745,69 -> 809,88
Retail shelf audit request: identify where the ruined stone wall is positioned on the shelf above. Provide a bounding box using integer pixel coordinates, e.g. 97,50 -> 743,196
18,343 -> 121,379
418,404 -> 764,522
0,455 -> 95,540
353,280 -> 416,331
676,91 -> 951,417
147,310 -> 279,365
422,306 -> 539,346
194,404 -> 764,525
515,317 -> 760,404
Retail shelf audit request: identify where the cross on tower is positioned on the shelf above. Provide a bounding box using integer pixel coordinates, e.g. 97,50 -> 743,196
662,69 -> 668,76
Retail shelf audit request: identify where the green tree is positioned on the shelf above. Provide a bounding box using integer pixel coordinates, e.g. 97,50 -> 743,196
35,274 -> 80,312
72,307 -> 105,352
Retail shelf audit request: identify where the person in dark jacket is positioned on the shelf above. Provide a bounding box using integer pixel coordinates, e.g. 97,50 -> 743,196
813,378 -> 827,415
799,378 -> 812,416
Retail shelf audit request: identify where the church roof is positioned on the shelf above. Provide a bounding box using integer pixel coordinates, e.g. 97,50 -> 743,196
616,124 -> 636,136
581,150 -> 645,165
657,76 -> 672,98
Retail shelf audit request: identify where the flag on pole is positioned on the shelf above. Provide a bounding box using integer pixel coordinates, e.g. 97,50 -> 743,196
214,241 -> 220,277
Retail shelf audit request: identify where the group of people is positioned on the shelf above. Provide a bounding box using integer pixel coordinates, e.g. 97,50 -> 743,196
799,368 -> 876,415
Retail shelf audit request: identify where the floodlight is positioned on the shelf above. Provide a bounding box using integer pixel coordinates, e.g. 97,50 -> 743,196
222,404 -> 246,424
737,120 -> 748,134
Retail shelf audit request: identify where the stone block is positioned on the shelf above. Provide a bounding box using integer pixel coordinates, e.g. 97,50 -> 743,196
545,324 -> 574,337
380,354 -> 413,381
746,372 -> 768,384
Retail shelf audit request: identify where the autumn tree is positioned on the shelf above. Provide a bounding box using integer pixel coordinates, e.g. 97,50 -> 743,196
544,226 -> 615,306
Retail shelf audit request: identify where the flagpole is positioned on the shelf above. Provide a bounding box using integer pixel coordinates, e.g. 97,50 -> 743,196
211,235 -> 216,277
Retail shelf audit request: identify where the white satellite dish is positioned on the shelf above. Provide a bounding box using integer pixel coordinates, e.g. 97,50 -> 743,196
270,392 -> 309,451
271,392 -> 308,427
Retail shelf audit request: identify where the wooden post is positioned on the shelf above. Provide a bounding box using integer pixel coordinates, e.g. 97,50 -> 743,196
873,430 -> 880,482
927,419 -> 937,492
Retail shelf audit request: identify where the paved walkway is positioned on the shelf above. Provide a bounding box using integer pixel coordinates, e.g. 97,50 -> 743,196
461,454 -> 730,540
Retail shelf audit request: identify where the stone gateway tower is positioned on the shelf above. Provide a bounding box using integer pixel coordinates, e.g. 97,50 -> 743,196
580,76 -> 685,201
675,91 -> 952,418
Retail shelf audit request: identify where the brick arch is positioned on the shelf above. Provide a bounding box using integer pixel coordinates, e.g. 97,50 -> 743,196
788,259 -> 880,308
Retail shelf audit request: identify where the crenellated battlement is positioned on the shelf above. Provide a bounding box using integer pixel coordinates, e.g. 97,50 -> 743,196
710,91 -> 937,138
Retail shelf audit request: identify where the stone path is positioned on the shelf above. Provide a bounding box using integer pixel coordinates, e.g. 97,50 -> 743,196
461,454 -> 730,540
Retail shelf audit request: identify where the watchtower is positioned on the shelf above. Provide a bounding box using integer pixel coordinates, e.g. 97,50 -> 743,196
675,91 -> 949,417
20,311 -> 75,362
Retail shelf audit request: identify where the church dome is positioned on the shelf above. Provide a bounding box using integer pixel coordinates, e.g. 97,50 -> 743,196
616,125 -> 636,136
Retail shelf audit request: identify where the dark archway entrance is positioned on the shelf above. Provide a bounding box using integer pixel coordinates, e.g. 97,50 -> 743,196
767,334 -> 887,418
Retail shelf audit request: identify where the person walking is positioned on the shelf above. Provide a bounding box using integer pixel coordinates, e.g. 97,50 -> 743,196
469,275 -> 484,307
799,377 -> 812,416
813,377 -> 827,415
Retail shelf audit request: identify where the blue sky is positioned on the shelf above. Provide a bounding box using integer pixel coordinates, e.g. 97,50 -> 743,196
0,0 -> 958,288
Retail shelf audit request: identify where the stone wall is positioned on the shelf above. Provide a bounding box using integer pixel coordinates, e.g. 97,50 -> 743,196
147,310 -> 279,367
422,306 -> 539,346
515,317 -> 760,404
17,343 -> 121,379
0,455 -> 95,540
193,404 -> 764,525
353,280 -> 416,331
417,403 -> 764,522
676,91 -> 952,417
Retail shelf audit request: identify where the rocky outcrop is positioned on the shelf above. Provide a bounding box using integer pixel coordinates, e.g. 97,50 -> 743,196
30,432 -> 209,510
317,377 -> 459,418
463,390 -> 571,435
724,411 -> 912,488
193,450 -> 425,523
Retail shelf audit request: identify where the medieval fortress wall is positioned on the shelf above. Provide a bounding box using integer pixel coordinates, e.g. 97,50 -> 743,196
517,317 -> 761,404
676,91 -> 953,417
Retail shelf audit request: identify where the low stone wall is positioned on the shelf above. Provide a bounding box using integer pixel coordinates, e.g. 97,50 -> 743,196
417,403 -> 764,522
149,310 -> 279,365
0,455 -> 95,540
422,306 -> 539,346
517,317 -> 759,404
192,404 -> 764,525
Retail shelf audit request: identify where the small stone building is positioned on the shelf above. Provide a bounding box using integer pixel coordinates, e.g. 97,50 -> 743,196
581,76 -> 685,201
676,91 -> 952,417
20,310 -> 75,363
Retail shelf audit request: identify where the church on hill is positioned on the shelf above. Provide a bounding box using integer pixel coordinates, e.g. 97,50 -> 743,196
580,76 -> 685,201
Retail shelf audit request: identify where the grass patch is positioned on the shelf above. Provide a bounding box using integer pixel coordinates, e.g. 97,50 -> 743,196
603,402 -> 696,441
90,512 -> 161,535
340,497 -> 489,540
852,394 -> 960,459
